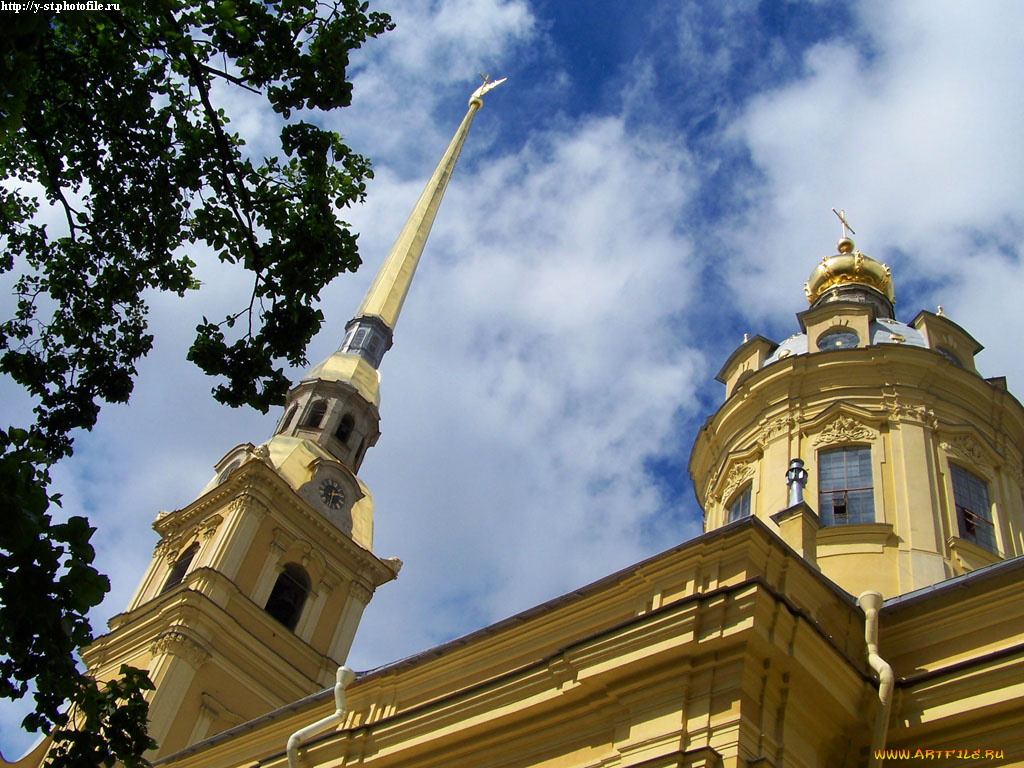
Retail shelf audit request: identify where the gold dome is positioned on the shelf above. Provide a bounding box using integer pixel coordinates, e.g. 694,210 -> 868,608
803,238 -> 894,305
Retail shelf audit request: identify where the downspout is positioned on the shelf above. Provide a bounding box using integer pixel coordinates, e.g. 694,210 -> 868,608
858,592 -> 894,767
286,666 -> 355,768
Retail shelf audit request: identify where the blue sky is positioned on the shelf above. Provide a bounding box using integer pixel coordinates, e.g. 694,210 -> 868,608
4,0 -> 1024,757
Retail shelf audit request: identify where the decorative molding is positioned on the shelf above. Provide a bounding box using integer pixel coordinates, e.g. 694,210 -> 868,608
349,581 -> 374,605
940,434 -> 987,467
151,630 -> 210,669
758,415 -> 792,446
200,514 -> 223,540
812,415 -> 876,446
154,536 -> 183,564
720,461 -> 755,504
200,692 -> 245,727
884,397 -> 932,426
1010,456 -> 1024,492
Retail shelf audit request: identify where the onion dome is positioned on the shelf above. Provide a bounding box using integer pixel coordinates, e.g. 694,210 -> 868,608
804,236 -> 894,316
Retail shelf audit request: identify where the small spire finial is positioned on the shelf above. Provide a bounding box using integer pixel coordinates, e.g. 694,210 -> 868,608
832,208 -> 856,254
937,305 -> 944,316
832,208 -> 856,238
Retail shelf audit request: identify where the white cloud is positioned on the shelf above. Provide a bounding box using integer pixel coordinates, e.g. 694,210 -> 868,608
724,0 -> 1024,391
4,0 -> 1023,758
348,112 -> 702,664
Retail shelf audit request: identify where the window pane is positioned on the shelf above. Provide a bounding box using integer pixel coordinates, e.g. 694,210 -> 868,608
950,463 -> 995,552
818,446 -> 874,526
728,485 -> 751,523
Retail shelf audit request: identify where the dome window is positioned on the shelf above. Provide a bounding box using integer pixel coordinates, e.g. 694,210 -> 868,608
264,563 -> 310,631
936,347 -> 963,368
160,542 -> 200,595
335,414 -> 355,445
818,329 -> 860,350
305,400 -> 328,428
217,460 -> 241,484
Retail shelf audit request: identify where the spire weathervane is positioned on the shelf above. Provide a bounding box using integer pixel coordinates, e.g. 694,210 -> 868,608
471,73 -> 507,103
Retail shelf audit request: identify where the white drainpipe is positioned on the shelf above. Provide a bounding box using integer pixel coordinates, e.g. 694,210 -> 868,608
858,591 -> 894,767
286,666 -> 355,768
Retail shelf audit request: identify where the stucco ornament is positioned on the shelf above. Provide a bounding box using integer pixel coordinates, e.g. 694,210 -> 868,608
758,415 -> 792,446
884,395 -> 933,426
200,513 -> 223,540
720,461 -> 755,503
154,536 -> 182,564
940,434 -> 987,467
813,415 -> 876,446
151,630 -> 211,669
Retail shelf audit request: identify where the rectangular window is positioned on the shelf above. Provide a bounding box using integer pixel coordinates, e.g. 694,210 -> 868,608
950,463 -> 996,552
727,485 -> 751,523
818,446 -> 874,526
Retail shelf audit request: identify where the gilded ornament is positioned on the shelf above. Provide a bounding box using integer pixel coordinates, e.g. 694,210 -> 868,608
813,415 -> 876,446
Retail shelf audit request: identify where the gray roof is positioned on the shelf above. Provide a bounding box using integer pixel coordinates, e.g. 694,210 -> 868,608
763,318 -> 927,367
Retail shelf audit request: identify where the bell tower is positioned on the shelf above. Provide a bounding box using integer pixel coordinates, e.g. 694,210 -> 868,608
81,79 -> 506,758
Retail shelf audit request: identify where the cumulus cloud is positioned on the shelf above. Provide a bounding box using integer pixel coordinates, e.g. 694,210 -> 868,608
3,0 -> 1022,758
348,113 -> 701,664
724,0 -> 1024,385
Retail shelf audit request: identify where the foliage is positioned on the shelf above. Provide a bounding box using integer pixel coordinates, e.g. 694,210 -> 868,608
0,0 -> 392,763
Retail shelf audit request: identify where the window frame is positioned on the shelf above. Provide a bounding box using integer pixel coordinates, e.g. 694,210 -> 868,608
304,399 -> 328,429
264,563 -> 311,631
160,542 -> 200,595
948,462 -> 997,553
726,484 -> 752,523
817,445 -> 876,526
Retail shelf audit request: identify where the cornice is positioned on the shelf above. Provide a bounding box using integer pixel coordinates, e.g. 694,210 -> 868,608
155,460 -> 397,588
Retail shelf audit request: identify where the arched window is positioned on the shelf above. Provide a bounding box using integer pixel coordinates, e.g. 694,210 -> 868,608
160,542 -> 199,594
217,459 -> 241,484
304,400 -> 328,428
264,563 -> 310,631
818,446 -> 874,525
280,404 -> 299,432
334,414 -> 355,445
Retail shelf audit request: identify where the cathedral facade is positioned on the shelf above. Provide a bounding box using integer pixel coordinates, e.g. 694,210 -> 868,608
9,86 -> 1024,768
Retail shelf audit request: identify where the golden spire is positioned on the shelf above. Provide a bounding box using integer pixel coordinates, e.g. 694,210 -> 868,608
352,76 -> 506,333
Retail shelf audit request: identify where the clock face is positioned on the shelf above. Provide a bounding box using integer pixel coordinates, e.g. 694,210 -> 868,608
818,329 -> 860,350
318,479 -> 346,510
